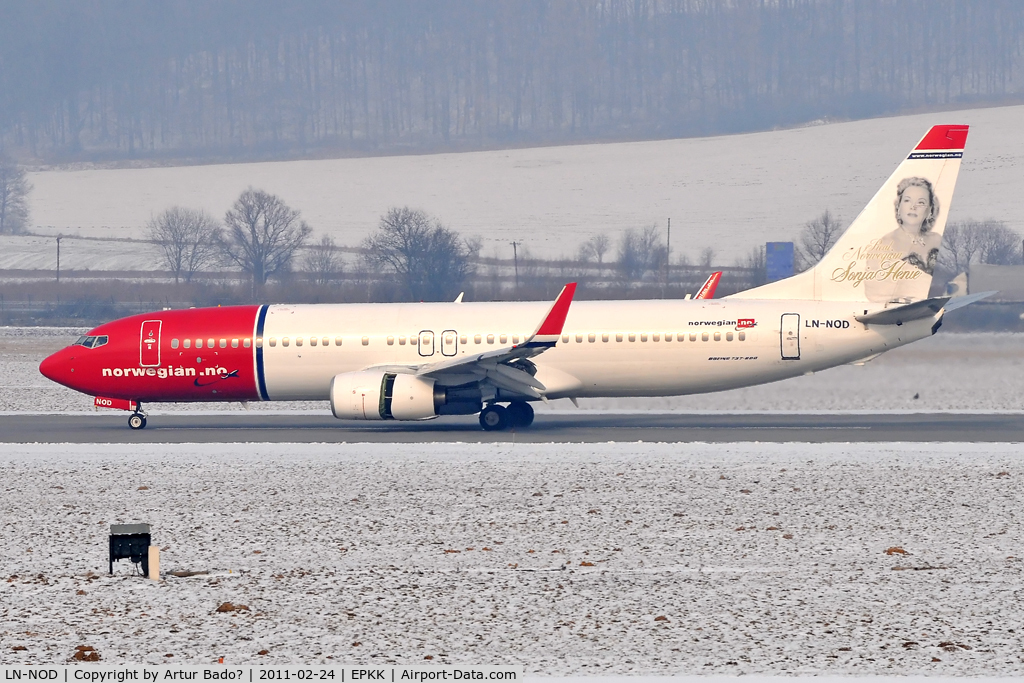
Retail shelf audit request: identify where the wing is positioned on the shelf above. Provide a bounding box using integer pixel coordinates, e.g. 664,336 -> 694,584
364,283 -> 578,399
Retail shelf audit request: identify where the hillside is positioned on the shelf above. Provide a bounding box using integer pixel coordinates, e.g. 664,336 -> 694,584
12,104 -> 1024,270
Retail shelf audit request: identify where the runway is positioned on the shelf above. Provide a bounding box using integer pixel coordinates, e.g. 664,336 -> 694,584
2,411 -> 1021,443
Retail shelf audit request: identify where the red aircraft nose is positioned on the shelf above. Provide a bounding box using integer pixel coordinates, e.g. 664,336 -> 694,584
39,348 -> 76,388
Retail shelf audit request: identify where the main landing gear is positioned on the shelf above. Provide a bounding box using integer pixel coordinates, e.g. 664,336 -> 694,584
479,401 -> 534,431
128,404 -> 148,430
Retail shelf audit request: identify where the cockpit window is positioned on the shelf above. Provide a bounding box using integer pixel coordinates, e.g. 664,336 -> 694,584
73,335 -> 109,349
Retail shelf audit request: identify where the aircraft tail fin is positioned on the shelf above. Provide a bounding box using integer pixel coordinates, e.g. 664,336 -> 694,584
731,125 -> 969,303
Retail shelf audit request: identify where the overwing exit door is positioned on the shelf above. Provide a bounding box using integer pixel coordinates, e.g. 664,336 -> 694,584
140,320 -> 162,367
780,313 -> 800,360
418,330 -> 435,357
441,329 -> 458,356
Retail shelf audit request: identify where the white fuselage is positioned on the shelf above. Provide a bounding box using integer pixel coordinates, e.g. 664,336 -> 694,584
258,299 -> 935,401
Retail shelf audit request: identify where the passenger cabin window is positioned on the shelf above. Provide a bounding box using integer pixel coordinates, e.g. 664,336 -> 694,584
602,333 -> 609,342
399,336 -> 407,345
714,332 -> 721,342
335,337 -> 343,346
616,333 -> 623,342
588,333 -> 596,343
183,339 -> 191,349
171,339 -> 179,349
310,337 -> 317,346
738,331 -> 746,341
474,335 -> 481,344
460,335 -> 468,345
487,334 -> 494,344
575,334 -> 583,343
244,339 -> 252,348
640,333 -> 648,342
512,335 -> 519,344
500,334 -> 508,344
387,336 -> 394,346
322,337 -> 329,346
361,336 -> 369,346
232,339 -> 239,348
702,333 -> 709,342
269,338 -> 277,347
195,339 -> 203,349
207,338 -> 215,349
561,335 -> 569,343
726,332 -> 734,341
628,333 -> 636,342
690,333 -> 697,342
220,339 -> 227,348
296,337 -> 303,347
282,337 -> 290,347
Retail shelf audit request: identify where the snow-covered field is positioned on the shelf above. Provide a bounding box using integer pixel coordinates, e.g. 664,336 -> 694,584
9,104 -> 1024,269
1,441 -> 1022,674
4,326 -> 1022,414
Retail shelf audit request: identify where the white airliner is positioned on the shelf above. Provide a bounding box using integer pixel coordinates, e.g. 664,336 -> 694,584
40,125 -> 984,430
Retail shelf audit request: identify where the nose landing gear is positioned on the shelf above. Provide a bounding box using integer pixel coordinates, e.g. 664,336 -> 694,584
478,401 -> 534,431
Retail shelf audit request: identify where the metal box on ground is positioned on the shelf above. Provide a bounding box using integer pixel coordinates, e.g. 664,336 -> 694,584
109,523 -> 151,575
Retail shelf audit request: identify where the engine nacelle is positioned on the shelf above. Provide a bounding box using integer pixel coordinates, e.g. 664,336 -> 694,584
329,371 -> 444,421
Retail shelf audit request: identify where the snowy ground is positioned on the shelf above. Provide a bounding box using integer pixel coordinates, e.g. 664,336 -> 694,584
1,441 -> 1022,674
4,326 -> 1023,414
9,104 -> 1024,268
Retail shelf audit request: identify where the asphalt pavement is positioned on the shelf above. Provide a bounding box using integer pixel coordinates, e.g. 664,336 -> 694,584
0,412 -> 1020,443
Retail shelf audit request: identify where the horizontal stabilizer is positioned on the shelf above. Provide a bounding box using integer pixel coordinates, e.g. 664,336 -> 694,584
856,297 -> 948,325
943,290 -> 997,312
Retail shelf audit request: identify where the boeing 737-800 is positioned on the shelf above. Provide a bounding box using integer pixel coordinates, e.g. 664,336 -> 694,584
39,125 -> 984,430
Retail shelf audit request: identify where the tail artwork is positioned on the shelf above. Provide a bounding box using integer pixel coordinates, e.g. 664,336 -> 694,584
694,271 -> 722,299
731,124 -> 968,303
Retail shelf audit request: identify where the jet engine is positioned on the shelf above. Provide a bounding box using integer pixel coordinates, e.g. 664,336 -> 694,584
329,371 -> 482,420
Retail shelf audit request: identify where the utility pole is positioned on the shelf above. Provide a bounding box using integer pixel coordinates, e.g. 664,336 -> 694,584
511,241 -> 520,299
56,234 -> 63,284
664,218 -> 671,297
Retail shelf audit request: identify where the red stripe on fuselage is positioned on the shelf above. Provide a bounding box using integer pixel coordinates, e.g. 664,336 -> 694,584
45,306 -> 262,402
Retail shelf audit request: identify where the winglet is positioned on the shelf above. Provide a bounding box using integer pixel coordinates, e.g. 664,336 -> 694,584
527,283 -> 577,345
695,272 -> 722,299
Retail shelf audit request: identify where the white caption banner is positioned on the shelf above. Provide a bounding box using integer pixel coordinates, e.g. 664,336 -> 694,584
0,667 -> 523,683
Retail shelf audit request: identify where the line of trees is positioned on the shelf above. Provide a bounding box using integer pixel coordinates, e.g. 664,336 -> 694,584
2,1 -> 1022,161
138,191 -> 738,302
791,208 -> 1023,274
0,154 -> 30,233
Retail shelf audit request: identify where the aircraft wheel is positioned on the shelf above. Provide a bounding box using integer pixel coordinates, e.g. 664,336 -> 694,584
507,401 -> 535,429
479,404 -> 509,431
128,414 -> 146,430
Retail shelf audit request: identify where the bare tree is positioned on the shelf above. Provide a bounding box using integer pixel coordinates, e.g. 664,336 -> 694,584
796,209 -> 843,271
939,220 -> 984,273
977,221 -> 1022,265
617,226 -> 666,281
941,219 -> 1022,272
0,155 -> 30,234
363,206 -> 472,301
742,244 -> 767,287
147,207 -> 221,283
222,188 -> 312,293
303,234 -> 343,285
699,246 -> 716,269
577,233 -> 610,264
